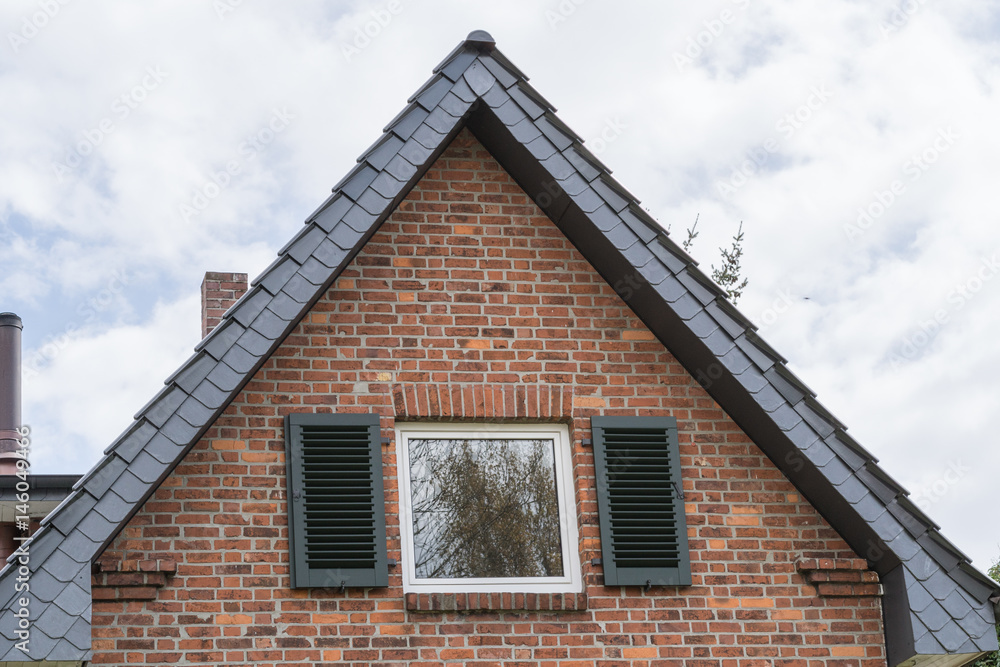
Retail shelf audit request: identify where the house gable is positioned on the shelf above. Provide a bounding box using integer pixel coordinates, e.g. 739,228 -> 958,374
0,29 -> 995,666
93,132 -> 884,663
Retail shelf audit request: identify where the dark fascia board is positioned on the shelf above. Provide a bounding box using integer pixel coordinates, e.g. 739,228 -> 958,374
883,565 -> 919,667
0,29 -> 995,664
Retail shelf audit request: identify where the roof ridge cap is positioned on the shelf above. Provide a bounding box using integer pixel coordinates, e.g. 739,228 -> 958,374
464,29 -> 495,48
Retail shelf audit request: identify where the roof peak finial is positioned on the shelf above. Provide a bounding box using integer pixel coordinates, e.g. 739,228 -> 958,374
465,30 -> 495,48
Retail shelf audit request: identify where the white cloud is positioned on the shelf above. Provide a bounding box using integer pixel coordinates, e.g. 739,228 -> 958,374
22,293 -> 199,474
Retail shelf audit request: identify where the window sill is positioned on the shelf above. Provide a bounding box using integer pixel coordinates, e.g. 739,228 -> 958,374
405,592 -> 588,612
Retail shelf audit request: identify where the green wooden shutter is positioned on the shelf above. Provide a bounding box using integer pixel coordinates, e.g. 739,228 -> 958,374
284,413 -> 388,589
591,415 -> 691,587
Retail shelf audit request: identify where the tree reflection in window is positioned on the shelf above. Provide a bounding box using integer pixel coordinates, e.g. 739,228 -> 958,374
407,438 -> 564,579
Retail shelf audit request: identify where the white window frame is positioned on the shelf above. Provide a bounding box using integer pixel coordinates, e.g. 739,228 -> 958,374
395,422 -> 582,593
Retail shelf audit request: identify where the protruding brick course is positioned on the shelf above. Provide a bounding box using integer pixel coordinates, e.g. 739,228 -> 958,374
92,559 -> 176,601
797,557 -> 883,597
200,271 -> 248,338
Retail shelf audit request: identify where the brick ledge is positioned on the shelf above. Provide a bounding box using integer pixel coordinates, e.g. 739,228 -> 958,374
405,592 -> 587,612
796,557 -> 882,598
92,559 -> 176,601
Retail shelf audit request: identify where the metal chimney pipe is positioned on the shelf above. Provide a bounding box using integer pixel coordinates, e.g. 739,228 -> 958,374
0,313 -> 23,475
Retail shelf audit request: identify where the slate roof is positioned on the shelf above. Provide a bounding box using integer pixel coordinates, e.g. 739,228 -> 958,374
0,30 -> 996,666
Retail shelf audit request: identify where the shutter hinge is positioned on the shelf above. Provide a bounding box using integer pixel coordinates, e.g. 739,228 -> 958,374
581,438 -> 592,447
591,557 -> 602,566
672,481 -> 685,500
292,490 -> 301,501
381,436 -> 391,446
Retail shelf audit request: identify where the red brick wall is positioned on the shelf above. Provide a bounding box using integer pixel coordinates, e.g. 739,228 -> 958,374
92,129 -> 886,666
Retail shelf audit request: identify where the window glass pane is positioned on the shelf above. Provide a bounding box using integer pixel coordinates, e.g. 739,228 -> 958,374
407,437 -> 564,579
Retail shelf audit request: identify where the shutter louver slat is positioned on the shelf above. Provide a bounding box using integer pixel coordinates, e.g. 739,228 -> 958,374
285,413 -> 388,588
591,415 -> 691,587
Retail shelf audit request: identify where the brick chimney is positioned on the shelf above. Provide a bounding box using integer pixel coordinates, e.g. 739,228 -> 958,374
200,272 -> 248,338
0,313 -> 22,476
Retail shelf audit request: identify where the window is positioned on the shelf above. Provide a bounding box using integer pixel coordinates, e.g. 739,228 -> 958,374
395,423 -> 582,593
590,415 -> 691,587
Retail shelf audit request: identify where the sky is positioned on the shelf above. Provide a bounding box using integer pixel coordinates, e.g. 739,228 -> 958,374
1,1 -> 998,571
